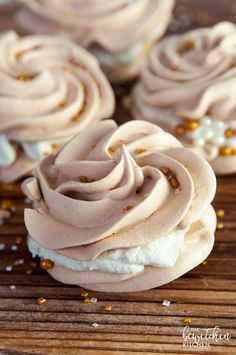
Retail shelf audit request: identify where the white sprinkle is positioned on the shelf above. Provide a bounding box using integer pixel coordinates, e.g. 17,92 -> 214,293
6,265 -> 13,272
162,300 -> 171,307
92,323 -> 99,327
91,297 -> 97,303
17,258 -> 24,265
0,243 -> 5,250
24,198 -> 32,204
9,285 -> 16,290
11,245 -> 18,251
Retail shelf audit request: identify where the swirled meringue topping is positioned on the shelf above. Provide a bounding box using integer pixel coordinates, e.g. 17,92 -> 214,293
23,120 -> 216,291
130,22 -> 236,173
0,31 -> 114,182
16,0 -> 174,82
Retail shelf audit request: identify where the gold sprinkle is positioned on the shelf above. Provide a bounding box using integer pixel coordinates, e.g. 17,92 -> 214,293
187,119 -> 199,131
83,297 -> 91,304
219,146 -> 232,156
169,176 -> 180,189
25,268 -> 33,275
202,260 -> 207,265
175,125 -> 185,136
40,259 -> 54,270
13,259 -> 23,266
123,205 -> 133,213
216,209 -> 225,218
17,74 -> 34,82
81,291 -> 89,298
108,146 -> 117,154
15,236 -> 23,245
30,261 -> 37,268
162,167 -> 171,175
0,200 -> 12,210
183,317 -> 192,323
79,176 -> 94,183
224,128 -> 234,138
135,147 -> 148,154
104,305 -> 112,312
64,67 -> 72,73
37,297 -> 47,305
15,51 -> 22,59
183,39 -> 195,51
71,113 -> 80,122
58,101 -> 66,108
217,222 -> 224,230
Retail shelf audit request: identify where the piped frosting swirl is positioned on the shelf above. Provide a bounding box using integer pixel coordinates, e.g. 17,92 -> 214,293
130,22 -> 236,174
23,120 -> 216,292
16,0 -> 174,82
0,31 -> 114,182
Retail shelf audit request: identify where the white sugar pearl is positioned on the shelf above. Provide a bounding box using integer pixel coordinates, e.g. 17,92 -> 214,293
47,165 -> 59,179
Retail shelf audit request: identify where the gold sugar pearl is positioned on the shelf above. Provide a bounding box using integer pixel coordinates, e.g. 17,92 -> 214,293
40,259 -> 54,270
123,205 -> 133,213
169,176 -> 180,189
58,102 -> 66,108
216,209 -> 225,218
17,74 -> 34,82
83,297 -> 91,304
37,297 -> 47,305
79,176 -> 94,183
63,11 -> 72,17
183,39 -> 195,51
30,261 -> 37,268
219,146 -> 232,156
0,200 -> 12,210
183,317 -> 192,324
135,147 -> 148,154
64,67 -> 72,73
224,128 -> 234,138
108,146 -> 117,154
15,51 -> 22,59
202,260 -> 208,265
187,119 -> 199,131
25,268 -> 33,275
175,125 -> 185,136
13,259 -> 23,266
71,113 -> 80,122
15,236 -> 23,245
162,167 -> 171,175
171,60 -> 180,70
81,291 -> 89,298
217,222 -> 224,230
104,305 -> 112,312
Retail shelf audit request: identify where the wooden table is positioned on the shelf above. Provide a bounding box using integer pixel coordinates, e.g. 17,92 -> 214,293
0,1 -> 236,354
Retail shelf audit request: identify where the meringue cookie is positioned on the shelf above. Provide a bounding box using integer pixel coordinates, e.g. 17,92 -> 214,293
129,22 -> 236,175
16,0 -> 174,83
0,31 -> 114,183
23,119 -> 216,292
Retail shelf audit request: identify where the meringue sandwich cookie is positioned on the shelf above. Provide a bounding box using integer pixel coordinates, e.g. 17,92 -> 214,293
23,119 -> 216,292
16,0 -> 174,83
0,31 -> 114,183
129,22 -> 236,175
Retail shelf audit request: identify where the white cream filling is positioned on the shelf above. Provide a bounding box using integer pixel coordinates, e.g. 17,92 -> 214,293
0,134 -> 70,167
91,43 -> 142,67
28,227 -> 189,274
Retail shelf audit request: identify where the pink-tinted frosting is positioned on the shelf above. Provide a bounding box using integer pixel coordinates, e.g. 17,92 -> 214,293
0,31 -> 114,182
23,120 -> 216,292
16,0 -> 174,82
129,22 -> 236,174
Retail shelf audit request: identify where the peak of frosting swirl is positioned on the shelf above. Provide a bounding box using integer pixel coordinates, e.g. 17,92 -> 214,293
16,0 -> 174,82
130,22 -> 236,174
23,119 -> 216,292
0,31 -> 114,182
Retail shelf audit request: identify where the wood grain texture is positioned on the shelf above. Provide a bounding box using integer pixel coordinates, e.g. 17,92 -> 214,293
0,0 -> 236,354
